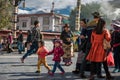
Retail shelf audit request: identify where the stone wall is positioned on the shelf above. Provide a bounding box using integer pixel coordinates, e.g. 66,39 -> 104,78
0,30 -> 60,40
44,40 -> 53,51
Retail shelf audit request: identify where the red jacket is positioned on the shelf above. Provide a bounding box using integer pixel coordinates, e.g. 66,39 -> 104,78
8,35 -> 13,44
48,46 -> 64,62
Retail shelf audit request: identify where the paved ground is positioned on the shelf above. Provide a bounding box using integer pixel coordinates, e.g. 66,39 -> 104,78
0,41 -> 120,80
0,52 -> 120,80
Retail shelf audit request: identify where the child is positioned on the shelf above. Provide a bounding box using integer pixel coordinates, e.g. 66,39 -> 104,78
35,40 -> 51,73
48,40 -> 65,76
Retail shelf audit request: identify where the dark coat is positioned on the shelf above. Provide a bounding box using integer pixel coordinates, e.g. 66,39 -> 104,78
111,30 -> 120,47
31,27 -> 42,42
60,30 -> 73,45
17,34 -> 23,42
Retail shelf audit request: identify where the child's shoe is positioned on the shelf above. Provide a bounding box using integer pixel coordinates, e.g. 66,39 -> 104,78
60,72 -> 65,75
35,70 -> 40,73
49,72 -> 54,76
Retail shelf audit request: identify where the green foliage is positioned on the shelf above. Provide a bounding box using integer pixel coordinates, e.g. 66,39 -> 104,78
69,9 -> 76,31
81,2 -> 100,19
0,0 -> 13,29
69,2 -> 101,31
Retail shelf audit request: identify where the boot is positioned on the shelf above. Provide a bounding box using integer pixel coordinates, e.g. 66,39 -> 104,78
80,73 -> 87,78
97,74 -> 105,78
72,69 -> 80,74
106,73 -> 114,80
89,74 -> 94,80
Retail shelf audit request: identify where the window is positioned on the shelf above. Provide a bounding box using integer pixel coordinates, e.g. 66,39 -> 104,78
43,26 -> 49,31
22,22 -> 27,28
31,17 -> 38,25
17,26 -> 19,30
43,17 -> 50,25
55,18 -> 59,25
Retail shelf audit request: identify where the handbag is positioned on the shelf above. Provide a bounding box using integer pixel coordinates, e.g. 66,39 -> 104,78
103,39 -> 111,50
107,52 -> 114,67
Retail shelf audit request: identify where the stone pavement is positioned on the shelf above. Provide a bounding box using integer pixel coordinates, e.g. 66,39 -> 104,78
0,53 -> 120,80
0,40 -> 120,80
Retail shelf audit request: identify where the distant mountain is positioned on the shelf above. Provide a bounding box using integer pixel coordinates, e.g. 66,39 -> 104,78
54,6 -> 71,15
18,6 -> 71,15
19,7 -> 36,11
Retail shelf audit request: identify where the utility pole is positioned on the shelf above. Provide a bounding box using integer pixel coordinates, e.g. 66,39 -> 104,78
9,0 -> 25,39
75,0 -> 81,31
51,2 -> 55,31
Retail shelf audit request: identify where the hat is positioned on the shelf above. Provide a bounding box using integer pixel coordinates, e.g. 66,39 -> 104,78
64,24 -> 69,28
54,40 -> 62,45
111,19 -> 120,27
92,12 -> 101,17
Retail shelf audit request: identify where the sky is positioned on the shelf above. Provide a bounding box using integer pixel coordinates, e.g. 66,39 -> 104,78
18,0 -> 111,14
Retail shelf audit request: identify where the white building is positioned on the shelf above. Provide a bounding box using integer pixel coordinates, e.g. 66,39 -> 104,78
17,12 -> 69,32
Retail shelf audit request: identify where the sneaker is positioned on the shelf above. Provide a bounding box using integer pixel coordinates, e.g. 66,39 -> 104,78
48,70 -> 51,73
60,72 -> 65,75
112,68 -> 119,73
21,58 -> 24,63
35,70 -> 40,73
49,72 -> 54,76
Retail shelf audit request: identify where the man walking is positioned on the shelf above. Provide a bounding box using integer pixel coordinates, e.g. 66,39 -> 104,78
21,20 -> 42,63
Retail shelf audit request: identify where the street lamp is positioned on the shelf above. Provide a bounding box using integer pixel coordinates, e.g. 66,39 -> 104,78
9,0 -> 25,39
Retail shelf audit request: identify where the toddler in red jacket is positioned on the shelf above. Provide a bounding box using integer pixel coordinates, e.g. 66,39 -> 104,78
48,40 -> 65,76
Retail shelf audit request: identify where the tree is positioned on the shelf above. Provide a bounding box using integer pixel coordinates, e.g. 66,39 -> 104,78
69,2 -> 100,31
81,2 -> 100,20
69,9 -> 76,31
0,0 -> 13,29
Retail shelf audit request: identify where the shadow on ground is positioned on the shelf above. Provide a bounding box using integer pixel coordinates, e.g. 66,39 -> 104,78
0,72 -> 119,80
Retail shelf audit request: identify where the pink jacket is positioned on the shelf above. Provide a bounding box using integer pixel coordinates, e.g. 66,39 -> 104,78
48,46 -> 64,62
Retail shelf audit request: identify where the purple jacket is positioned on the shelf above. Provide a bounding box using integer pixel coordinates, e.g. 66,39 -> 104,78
48,46 -> 64,62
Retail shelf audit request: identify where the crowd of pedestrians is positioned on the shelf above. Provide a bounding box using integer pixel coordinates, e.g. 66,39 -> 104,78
1,11 -> 120,80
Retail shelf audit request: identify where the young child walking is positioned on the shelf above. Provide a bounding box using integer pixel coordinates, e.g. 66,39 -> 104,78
35,40 -> 51,73
48,40 -> 65,76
